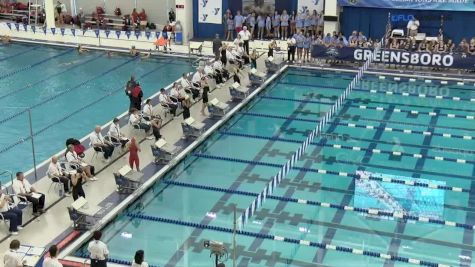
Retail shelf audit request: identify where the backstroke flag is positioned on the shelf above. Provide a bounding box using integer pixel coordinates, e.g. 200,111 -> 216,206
298,0 -> 324,13
198,0 -> 222,24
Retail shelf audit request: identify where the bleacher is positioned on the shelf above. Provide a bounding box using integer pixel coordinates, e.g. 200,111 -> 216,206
0,8 -> 28,23
83,13 -> 125,30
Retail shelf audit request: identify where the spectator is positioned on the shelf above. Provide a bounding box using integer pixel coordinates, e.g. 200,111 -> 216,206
162,23 -> 173,51
108,118 -> 129,148
233,33 -> 242,47
90,126 -> 114,162
132,250 -> 148,267
170,83 -> 186,102
418,40 -> 429,52
127,137 -> 140,171
295,30 -> 305,62
43,245 -> 63,267
0,193 -> 22,235
168,8 -> 175,22
47,156 -> 73,196
55,1 -> 66,25
13,172 -> 45,215
303,32 -> 312,63
446,39 -> 455,53
131,8 -> 139,25
389,38 -> 399,50
138,9 -> 147,22
88,231 -> 109,267
317,11 -> 324,33
457,38 -> 469,53
223,9 -> 231,37
247,12 -> 256,40
4,240 -> 24,266
348,31 -> 358,43
296,11 -> 304,34
358,31 -> 367,42
469,38 -> 475,55
234,10 -> 244,34
239,26 -> 251,55
285,10 -> 297,35
303,10 -> 312,35
323,33 -> 333,47
265,14 -> 272,39
280,10 -> 289,40
130,82 -> 143,111
65,144 -> 96,180
159,88 -> 178,116
257,13 -> 265,40
311,10 -> 319,34
406,16 -> 420,37
337,32 -> 348,46
212,34 -> 222,58
272,10 -> 280,39
226,14 -> 234,41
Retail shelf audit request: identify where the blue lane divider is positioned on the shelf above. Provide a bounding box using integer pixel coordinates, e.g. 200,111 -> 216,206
0,57 -> 137,126
0,48 -> 74,80
193,152 -> 469,193
220,130 -> 474,165
75,252 -> 159,267
0,46 -> 38,62
260,95 -> 334,105
164,180 -> 473,230
0,59 -> 169,156
0,56 -> 101,101
125,213 -> 449,267
239,111 -> 475,141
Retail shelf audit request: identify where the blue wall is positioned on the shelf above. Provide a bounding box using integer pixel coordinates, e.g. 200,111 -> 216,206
193,0 -> 298,39
340,6 -> 475,43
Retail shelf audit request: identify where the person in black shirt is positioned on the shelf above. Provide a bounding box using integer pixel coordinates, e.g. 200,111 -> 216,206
212,34 -> 222,59
182,96 -> 192,120
201,80 -> 209,116
220,44 -> 227,65
125,76 -> 137,110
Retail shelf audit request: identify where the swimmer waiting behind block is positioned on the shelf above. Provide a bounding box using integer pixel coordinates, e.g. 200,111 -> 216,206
1,35 -> 11,44
130,46 -> 138,56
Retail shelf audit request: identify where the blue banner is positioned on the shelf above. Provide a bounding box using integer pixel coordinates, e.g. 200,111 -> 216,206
134,30 -> 140,39
31,25 -> 36,33
311,45 -> 475,70
125,31 -> 131,39
145,31 -> 151,40
14,23 -> 19,31
155,31 -> 161,39
51,28 -> 56,35
94,29 -> 100,38
115,30 -> 121,38
105,30 -> 110,38
337,0 -> 475,11
22,24 -> 27,31
6,22 -> 11,30
71,28 -> 75,36
60,28 -> 65,36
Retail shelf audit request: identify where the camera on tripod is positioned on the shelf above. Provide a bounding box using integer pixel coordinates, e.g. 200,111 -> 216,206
203,240 -> 228,267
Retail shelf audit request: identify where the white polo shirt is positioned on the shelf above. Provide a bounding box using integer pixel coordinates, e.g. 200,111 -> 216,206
129,113 -> 141,125
204,65 -> 214,75
180,77 -> 191,88
239,30 -> 251,41
142,103 -> 153,117
47,162 -> 63,177
65,151 -> 80,163
12,179 -> 32,195
407,19 -> 419,31
0,194 -> 10,212
4,249 -> 22,267
108,123 -> 121,138
43,257 -> 63,267
87,240 -> 109,261
89,132 -> 105,146
131,261 -> 149,267
212,61 -> 223,71
170,87 -> 182,98
192,72 -> 203,84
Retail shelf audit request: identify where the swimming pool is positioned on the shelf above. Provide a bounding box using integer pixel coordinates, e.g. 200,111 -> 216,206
71,67 -> 475,266
0,43 -> 194,181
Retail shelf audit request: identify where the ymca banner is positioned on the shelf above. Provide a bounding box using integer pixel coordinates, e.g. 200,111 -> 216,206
337,0 -> 475,11
298,0 -> 324,13
198,0 -> 222,24
311,45 -> 475,69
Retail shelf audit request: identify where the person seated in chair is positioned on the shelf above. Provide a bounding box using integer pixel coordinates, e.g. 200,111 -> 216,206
170,82 -> 186,103
47,156 -> 76,196
90,126 -> 114,163
213,59 -> 229,81
142,99 -> 159,120
181,73 -> 200,100
108,118 -> 129,148
0,192 -> 23,235
129,108 -> 154,139
159,88 -> 178,116
65,145 -> 96,181
204,63 -> 223,85
13,172 -> 45,216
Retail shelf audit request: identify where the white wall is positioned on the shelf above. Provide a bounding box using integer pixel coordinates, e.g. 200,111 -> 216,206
175,0 -> 192,43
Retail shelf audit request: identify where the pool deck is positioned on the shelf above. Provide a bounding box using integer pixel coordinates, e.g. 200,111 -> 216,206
0,51 -> 274,264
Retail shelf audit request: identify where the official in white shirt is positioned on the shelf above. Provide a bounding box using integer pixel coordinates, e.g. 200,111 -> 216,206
4,240 -> 24,267
13,172 -> 45,215
170,83 -> 185,102
407,17 -> 420,37
180,73 -> 200,100
47,156 -> 72,195
65,145 -> 96,180
0,193 -> 22,235
131,250 -> 149,267
238,26 -> 251,55
158,88 -> 178,116
107,118 -> 129,148
90,126 -> 114,162
88,231 -> 109,267
212,60 -> 229,80
43,245 -> 63,267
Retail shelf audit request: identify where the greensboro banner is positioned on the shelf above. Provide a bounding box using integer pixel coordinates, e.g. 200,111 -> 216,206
337,0 -> 475,11
311,45 -> 475,69
198,0 -> 222,24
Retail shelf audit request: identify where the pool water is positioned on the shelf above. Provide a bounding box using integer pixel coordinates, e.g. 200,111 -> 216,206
0,43 -> 194,180
74,68 -> 475,266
